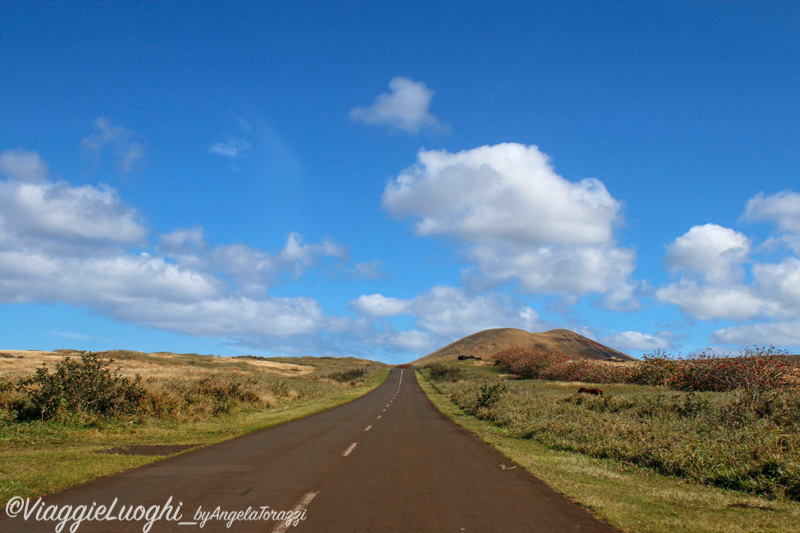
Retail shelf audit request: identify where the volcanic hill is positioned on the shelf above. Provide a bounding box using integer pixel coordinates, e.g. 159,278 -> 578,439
412,328 -> 635,365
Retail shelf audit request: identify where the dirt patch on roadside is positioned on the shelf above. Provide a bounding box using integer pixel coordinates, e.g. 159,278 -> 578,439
97,444 -> 202,456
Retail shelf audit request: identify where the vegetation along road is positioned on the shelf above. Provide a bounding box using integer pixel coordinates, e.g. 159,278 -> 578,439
0,367 -> 618,532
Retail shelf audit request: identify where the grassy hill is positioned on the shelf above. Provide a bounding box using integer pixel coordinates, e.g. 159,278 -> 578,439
413,328 -> 635,365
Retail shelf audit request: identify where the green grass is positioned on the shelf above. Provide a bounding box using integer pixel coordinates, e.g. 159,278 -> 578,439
0,363 -> 389,505
417,366 -> 800,533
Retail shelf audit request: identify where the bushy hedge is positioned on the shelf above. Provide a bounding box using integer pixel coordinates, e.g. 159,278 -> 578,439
12,352 -> 147,421
495,346 -> 796,394
425,363 -> 463,382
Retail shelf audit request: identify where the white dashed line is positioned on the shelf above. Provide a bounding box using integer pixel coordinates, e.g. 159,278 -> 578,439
364,425 -> 372,432
271,491 -> 318,533
342,442 -> 358,456
377,415 -> 382,419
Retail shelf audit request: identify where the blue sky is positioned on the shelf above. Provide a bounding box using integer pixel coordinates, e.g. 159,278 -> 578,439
2,1 -> 800,363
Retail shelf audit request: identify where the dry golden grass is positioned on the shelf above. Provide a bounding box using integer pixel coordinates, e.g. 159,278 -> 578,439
413,327 -> 635,364
0,349 -> 315,379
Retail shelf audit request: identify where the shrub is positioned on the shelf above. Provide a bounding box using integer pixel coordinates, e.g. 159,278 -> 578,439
664,347 -> 794,394
495,349 -> 569,379
15,352 -> 146,421
495,345 -> 797,397
327,368 -> 366,383
425,363 -> 462,382
629,351 -> 679,386
475,382 -> 506,410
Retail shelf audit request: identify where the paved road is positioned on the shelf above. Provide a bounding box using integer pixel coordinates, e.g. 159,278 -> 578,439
1,368 -> 619,532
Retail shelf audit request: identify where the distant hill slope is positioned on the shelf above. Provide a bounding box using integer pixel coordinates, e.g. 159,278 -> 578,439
412,328 -> 635,365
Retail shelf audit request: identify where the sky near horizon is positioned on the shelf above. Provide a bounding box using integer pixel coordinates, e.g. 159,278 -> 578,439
2,2 -> 800,363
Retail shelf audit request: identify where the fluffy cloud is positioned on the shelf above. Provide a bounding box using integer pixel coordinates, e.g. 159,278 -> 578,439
711,320 -> 800,347
82,118 -> 144,174
663,224 -> 750,284
350,285 -> 541,353
602,331 -> 673,352
383,143 -> 637,307
159,229 -> 350,296
349,294 -> 412,317
384,144 -> 621,245
658,192 -> 800,345
0,149 -> 48,182
744,190 -> 800,253
411,285 -> 540,337
350,77 -> 442,134
656,282 -> 767,321
0,150 -> 363,345
0,179 -> 147,249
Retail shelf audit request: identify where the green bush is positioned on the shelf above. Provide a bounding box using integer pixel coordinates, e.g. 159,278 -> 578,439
426,363 -> 462,382
327,368 -> 366,383
15,353 -> 146,421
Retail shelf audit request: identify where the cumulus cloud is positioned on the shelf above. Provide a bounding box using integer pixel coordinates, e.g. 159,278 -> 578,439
0,149 -> 48,182
663,224 -> 750,284
350,285 -> 541,353
711,320 -> 800,347
350,77 -> 442,134
383,143 -> 637,308
656,282 -> 767,321
744,190 -> 800,253
657,192 -> 800,346
350,294 -> 412,317
82,118 -> 144,174
0,151 -> 147,249
411,285 -> 540,337
602,331 -> 673,352
0,150 -> 371,345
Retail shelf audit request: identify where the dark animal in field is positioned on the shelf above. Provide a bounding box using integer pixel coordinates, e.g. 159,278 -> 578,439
577,387 -> 603,396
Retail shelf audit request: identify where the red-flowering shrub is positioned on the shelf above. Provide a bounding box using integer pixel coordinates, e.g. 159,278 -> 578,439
494,345 -> 797,394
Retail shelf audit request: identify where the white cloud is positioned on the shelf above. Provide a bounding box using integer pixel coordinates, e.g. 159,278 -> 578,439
349,294 -> 412,317
351,285 -> 542,354
350,77 -> 442,134
377,329 -> 435,353
382,143 -> 637,307
384,144 -> 621,245
744,190 -> 800,253
663,224 -> 750,284
711,320 -> 800,348
744,190 -> 800,234
752,257 -> 800,316
0,152 -> 369,346
279,232 -> 348,269
82,118 -> 144,174
657,195 -> 800,331
656,281 -> 767,321
0,154 -> 147,248
209,138 -> 251,160
602,331 -> 673,352
467,243 -> 637,309
0,149 -> 48,182
350,260 -> 386,280
411,285 -> 540,337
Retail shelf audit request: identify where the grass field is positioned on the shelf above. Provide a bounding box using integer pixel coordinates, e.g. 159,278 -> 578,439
0,350 -> 388,505
417,359 -> 800,533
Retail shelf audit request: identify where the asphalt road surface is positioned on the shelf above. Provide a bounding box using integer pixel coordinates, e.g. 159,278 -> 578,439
1,368 -> 619,532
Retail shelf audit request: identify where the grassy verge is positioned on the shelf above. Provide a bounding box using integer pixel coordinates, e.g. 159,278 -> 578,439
417,368 -> 800,533
0,363 -> 388,505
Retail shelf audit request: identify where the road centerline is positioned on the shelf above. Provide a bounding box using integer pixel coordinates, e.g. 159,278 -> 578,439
342,442 -> 358,456
270,490 -> 318,533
